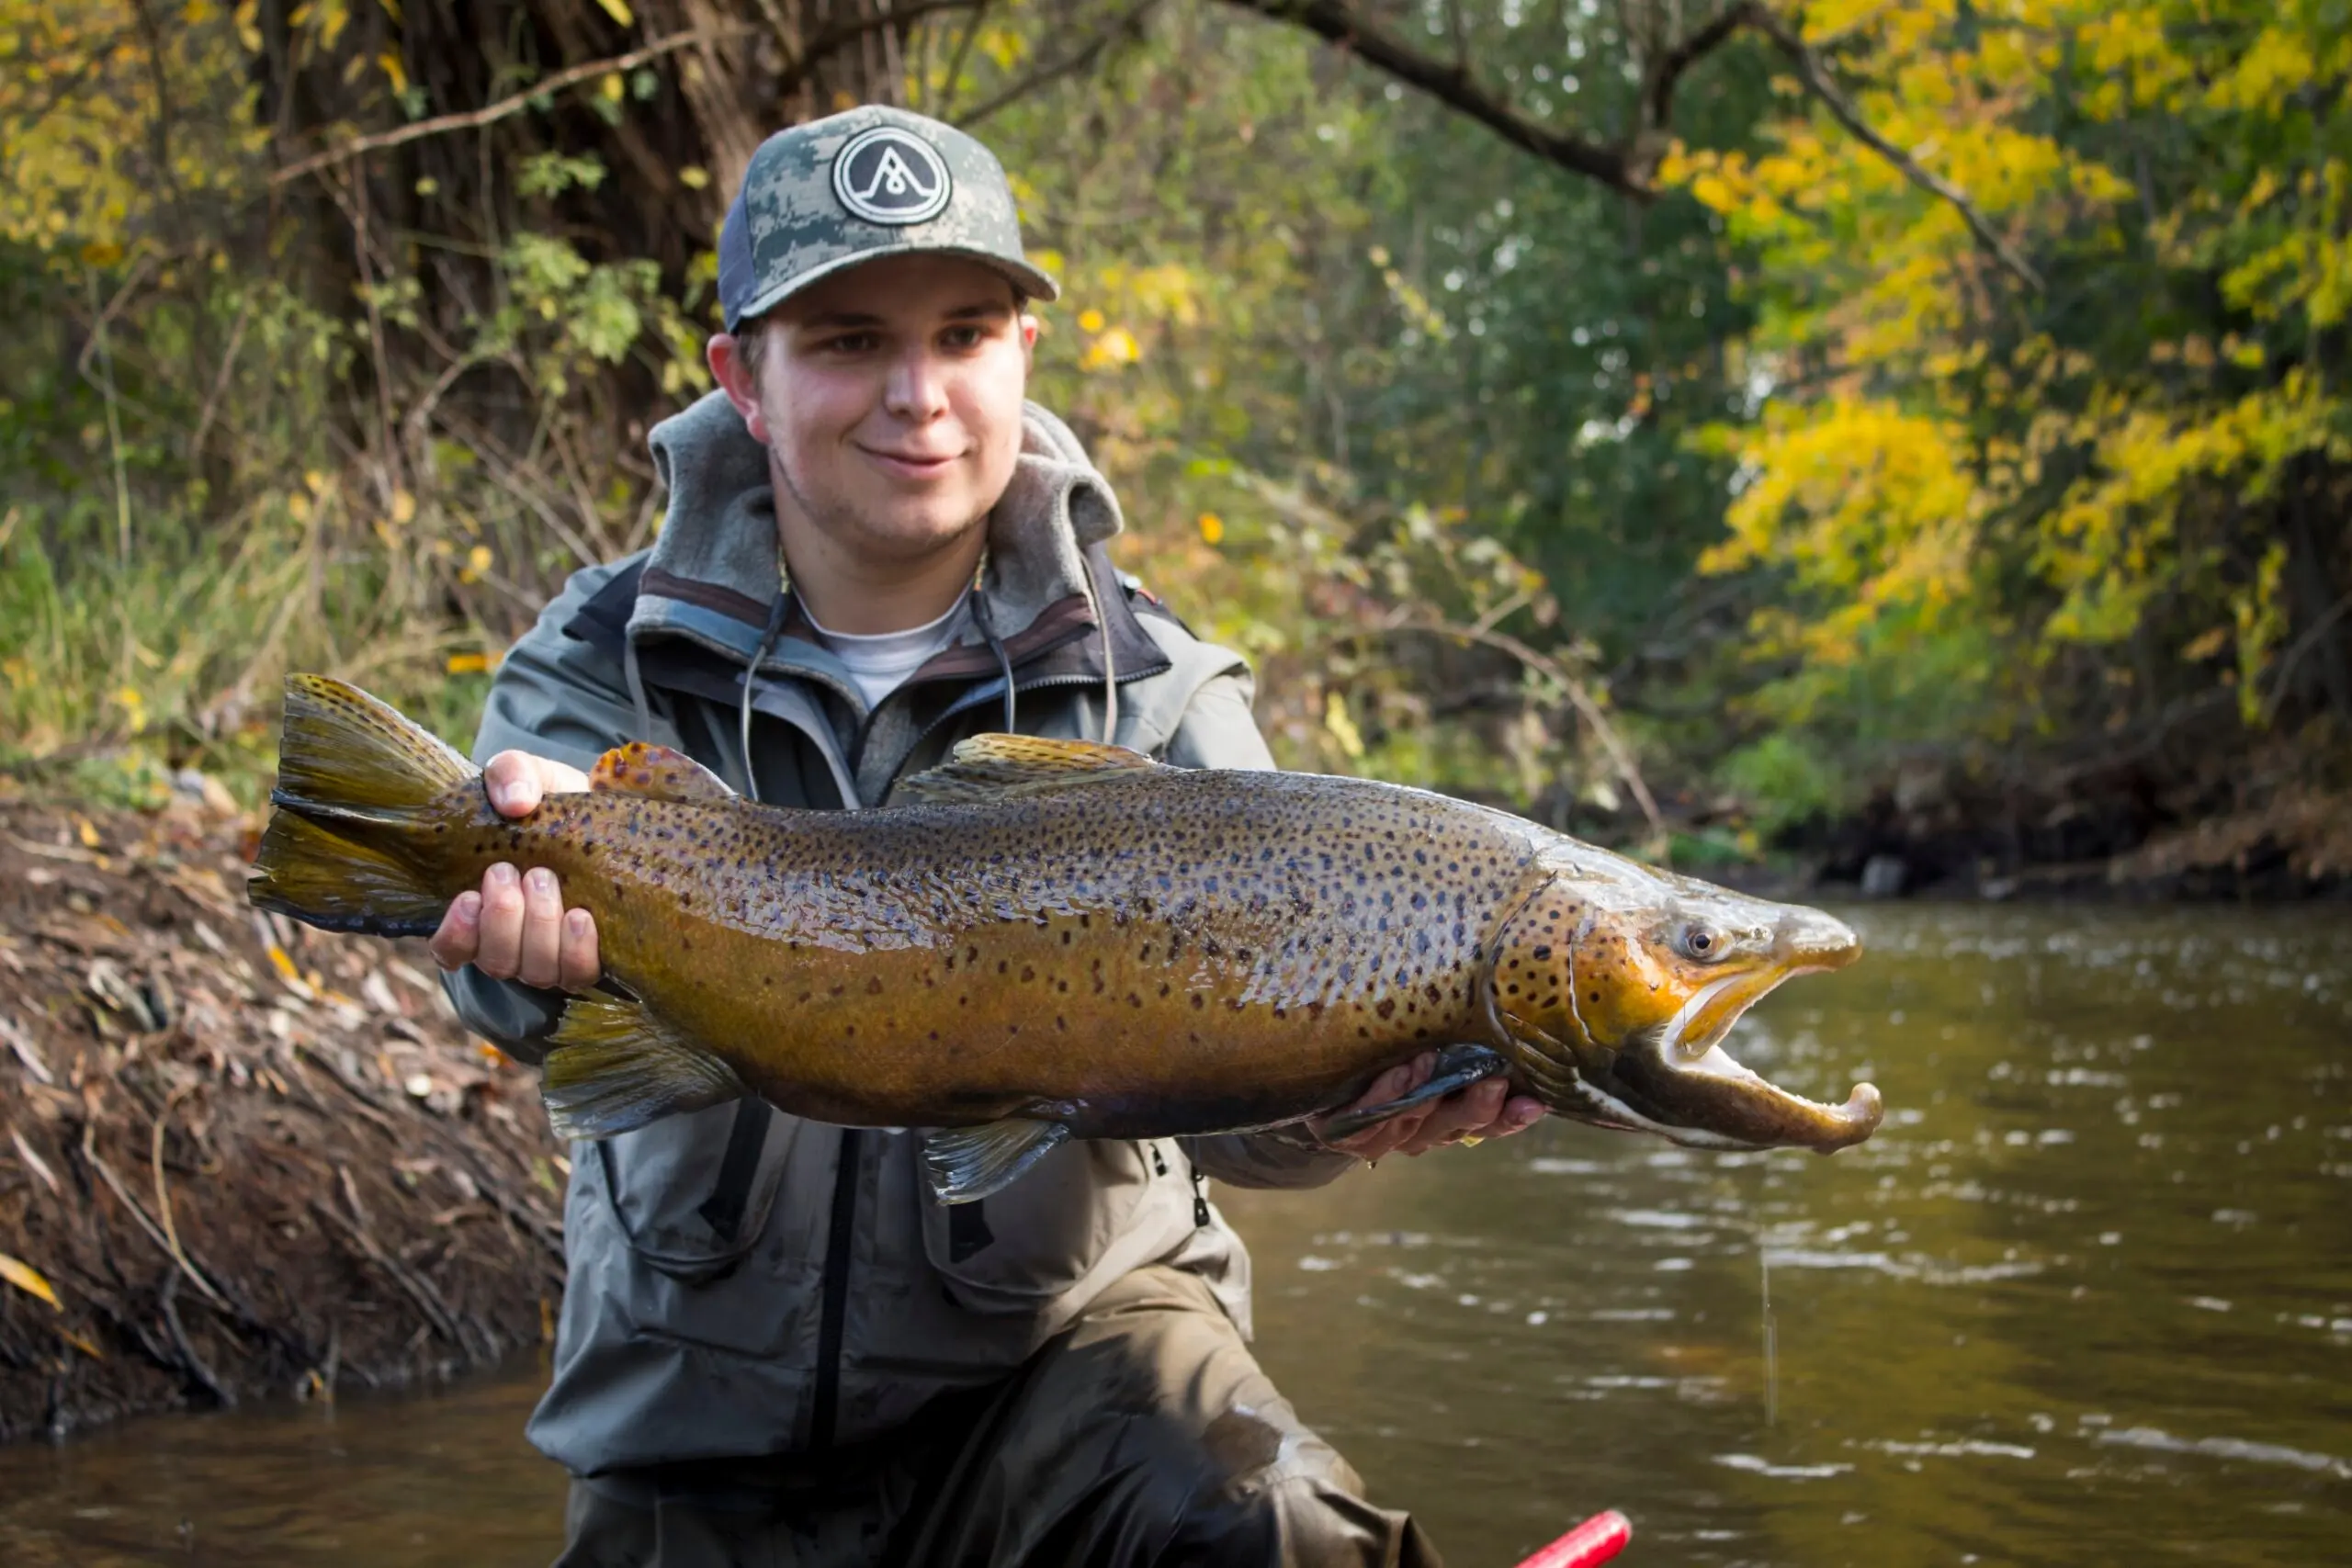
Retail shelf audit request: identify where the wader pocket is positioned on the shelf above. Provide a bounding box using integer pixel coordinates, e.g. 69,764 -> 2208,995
918,1137 -> 1162,1312
597,1098 -> 787,1285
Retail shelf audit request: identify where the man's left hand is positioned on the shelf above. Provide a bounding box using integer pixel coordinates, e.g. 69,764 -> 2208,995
1315,1052 -> 1546,1162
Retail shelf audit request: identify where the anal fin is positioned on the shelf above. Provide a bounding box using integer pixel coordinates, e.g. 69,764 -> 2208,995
921,1118 -> 1069,1204
589,741 -> 735,804
541,991 -> 745,1139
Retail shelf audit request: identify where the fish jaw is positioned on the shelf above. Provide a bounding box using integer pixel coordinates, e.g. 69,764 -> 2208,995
1624,1039 -> 1884,1153
1495,885 -> 1880,1154
1512,995 -> 1883,1154
1603,903 -> 1876,1152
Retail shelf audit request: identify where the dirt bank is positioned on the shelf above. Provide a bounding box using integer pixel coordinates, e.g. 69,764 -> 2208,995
1785,723 -> 2352,902
0,799 -> 565,1443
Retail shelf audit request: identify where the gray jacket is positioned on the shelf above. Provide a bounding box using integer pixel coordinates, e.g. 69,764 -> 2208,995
445,390 -> 1356,1479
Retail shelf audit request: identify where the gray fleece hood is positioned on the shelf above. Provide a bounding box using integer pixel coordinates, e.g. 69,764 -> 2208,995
628,389 -> 1125,665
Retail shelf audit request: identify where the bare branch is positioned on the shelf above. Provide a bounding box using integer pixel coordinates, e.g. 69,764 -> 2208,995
1347,619 -> 1668,843
273,0 -> 984,189
1219,0 -> 2046,289
1214,0 -> 1640,191
1746,8 -> 2044,289
1644,0 -> 1759,134
932,0 -> 996,119
270,30 -> 736,186
956,0 -> 1162,128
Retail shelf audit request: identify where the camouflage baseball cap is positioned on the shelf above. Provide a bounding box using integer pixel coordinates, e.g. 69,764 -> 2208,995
717,106 -> 1059,332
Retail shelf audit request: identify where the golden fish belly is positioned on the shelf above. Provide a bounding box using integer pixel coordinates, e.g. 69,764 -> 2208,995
494,769 -> 1545,1135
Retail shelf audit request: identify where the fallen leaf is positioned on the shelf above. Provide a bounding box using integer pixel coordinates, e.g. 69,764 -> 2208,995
265,944 -> 316,999
0,1252 -> 62,1311
51,1323 -> 105,1359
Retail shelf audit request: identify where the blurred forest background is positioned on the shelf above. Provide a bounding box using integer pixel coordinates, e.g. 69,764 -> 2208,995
6,0 -> 2350,895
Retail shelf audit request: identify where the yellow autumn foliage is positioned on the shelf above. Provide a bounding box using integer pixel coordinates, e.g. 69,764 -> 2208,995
0,0 -> 263,260
1674,0 -> 2352,739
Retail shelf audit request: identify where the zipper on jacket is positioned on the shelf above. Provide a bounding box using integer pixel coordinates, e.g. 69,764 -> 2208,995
1189,1163 -> 1211,1228
810,1127 -> 862,1449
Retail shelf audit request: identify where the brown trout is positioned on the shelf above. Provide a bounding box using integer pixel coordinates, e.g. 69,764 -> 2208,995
251,675 -> 1881,1201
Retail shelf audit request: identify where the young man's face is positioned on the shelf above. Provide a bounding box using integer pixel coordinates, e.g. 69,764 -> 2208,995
709,253 -> 1036,570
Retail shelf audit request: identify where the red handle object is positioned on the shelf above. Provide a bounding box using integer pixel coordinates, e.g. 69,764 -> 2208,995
1511,1509 -> 1633,1568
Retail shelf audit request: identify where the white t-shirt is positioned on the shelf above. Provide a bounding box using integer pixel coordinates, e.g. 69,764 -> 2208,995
803,598 -> 969,710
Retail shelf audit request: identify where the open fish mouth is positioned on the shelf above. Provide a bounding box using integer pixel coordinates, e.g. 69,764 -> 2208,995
1554,953 -> 1882,1154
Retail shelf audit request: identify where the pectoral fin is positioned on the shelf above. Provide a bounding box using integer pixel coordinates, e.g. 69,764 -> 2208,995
589,741 -> 735,804
541,991 -> 745,1139
895,734 -> 1156,806
1317,1043 -> 1509,1143
921,1118 -> 1069,1204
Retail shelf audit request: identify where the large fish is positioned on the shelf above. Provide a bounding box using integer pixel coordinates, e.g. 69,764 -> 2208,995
251,675 -> 1882,1201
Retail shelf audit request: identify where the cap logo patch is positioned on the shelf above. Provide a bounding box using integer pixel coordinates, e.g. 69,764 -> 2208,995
831,127 -> 953,226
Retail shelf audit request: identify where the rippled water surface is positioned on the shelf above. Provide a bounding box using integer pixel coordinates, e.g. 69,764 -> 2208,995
4,904 -> 2348,1565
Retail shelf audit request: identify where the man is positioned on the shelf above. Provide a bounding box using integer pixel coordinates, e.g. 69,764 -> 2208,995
432,106 -> 1544,1567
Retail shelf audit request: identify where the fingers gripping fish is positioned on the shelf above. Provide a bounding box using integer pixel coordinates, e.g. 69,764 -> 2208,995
250,676 -> 1883,1203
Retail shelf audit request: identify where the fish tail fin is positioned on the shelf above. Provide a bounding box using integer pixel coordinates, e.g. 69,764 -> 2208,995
249,674 -> 480,936
541,992 -> 746,1139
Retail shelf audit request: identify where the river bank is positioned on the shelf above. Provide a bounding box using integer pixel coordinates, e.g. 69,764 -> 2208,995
1768,726 -> 2352,904
0,799 -> 565,1444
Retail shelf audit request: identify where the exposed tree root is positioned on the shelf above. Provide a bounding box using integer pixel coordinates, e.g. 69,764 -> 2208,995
1,800 -> 566,1443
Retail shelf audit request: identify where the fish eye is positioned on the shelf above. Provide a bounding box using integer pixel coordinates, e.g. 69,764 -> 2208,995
1679,924 -> 1726,963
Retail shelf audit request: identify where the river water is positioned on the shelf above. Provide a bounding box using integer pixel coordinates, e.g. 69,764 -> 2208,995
3,904 -> 2347,1565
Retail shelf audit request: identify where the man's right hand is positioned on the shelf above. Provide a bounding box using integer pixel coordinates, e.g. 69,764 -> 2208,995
428,750 -> 602,992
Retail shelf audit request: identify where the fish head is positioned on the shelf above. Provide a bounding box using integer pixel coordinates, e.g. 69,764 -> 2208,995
1483,845 -> 1880,1153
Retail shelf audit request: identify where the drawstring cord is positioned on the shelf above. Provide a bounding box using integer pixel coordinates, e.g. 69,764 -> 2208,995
739,593 -> 788,802
728,547 -> 1107,787
623,640 -> 653,744
1072,553 -> 1118,745
968,586 -> 1018,734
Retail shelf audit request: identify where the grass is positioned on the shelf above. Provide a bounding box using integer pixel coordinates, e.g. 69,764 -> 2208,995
1,478 -> 518,807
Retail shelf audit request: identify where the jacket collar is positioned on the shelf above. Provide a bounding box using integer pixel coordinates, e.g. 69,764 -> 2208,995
563,392 -> 1174,708
626,389 -> 1131,669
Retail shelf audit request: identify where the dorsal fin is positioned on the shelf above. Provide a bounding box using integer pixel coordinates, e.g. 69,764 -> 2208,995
894,733 -> 1158,806
589,741 -> 735,804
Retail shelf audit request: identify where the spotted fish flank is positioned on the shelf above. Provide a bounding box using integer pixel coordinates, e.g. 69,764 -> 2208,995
251,675 -> 1883,1203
